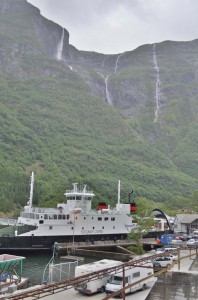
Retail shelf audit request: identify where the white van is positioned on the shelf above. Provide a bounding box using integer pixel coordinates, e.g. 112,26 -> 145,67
105,262 -> 154,297
74,259 -> 122,295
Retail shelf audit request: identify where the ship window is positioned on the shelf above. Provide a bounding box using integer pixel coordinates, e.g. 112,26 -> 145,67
36,214 -> 39,219
98,217 -> 102,221
66,215 -> 69,219
93,227 -> 95,229
39,220 -> 44,224
102,226 -> 104,229
84,217 -> 86,220
49,215 -> 53,219
76,196 -> 81,200
49,226 -> 53,230
71,227 -> 73,230
92,217 -> 94,220
58,215 -> 62,219
44,214 -> 48,220
82,227 -> 84,230
63,215 -> 66,219
111,217 -> 115,221
54,215 -> 57,219
113,226 -> 115,229
104,217 -> 108,221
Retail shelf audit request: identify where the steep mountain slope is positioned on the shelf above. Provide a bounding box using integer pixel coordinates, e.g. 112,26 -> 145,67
0,0 -> 197,213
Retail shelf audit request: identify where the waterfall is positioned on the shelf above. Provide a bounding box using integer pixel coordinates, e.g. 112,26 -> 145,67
101,53 -> 125,107
57,28 -> 64,60
153,44 -> 161,123
104,75 -> 113,106
114,53 -> 125,73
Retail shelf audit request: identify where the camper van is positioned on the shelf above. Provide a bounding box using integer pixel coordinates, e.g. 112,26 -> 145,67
105,262 -> 154,297
74,259 -> 122,295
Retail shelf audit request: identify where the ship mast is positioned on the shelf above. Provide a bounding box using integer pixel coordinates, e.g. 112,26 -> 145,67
29,171 -> 34,209
118,180 -> 120,204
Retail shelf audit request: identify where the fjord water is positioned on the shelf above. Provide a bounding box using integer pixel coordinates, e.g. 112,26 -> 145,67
22,253 -> 53,285
21,253 -> 95,285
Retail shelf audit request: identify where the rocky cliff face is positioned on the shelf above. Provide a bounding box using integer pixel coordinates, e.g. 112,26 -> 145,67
0,0 -> 70,77
2,0 -> 197,124
0,0 -> 197,208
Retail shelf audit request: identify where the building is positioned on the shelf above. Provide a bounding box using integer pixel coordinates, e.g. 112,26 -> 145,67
174,214 -> 198,235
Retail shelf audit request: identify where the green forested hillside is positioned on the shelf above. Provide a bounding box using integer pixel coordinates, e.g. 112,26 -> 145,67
0,0 -> 197,214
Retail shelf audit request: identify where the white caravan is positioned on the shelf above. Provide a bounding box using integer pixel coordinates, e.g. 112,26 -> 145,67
105,262 -> 154,297
74,259 -> 122,295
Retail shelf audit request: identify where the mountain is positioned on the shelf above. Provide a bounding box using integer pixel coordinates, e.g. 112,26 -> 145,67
0,0 -> 197,213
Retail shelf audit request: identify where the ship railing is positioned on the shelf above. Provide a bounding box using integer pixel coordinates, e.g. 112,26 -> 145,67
66,189 -> 94,194
0,218 -> 17,226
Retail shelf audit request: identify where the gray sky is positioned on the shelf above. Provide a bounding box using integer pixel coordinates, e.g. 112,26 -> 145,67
28,0 -> 198,54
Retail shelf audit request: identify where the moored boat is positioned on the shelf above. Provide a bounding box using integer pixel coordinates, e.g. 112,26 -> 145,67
0,173 -> 136,252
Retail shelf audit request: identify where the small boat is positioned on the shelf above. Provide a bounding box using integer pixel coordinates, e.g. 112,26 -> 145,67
0,173 -> 136,252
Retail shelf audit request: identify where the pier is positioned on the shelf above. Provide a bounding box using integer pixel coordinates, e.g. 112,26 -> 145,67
55,238 -> 157,261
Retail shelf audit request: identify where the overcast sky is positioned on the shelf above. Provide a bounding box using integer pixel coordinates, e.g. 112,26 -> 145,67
28,0 -> 198,54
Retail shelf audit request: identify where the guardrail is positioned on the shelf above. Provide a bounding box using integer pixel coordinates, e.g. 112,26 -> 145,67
0,218 -> 17,226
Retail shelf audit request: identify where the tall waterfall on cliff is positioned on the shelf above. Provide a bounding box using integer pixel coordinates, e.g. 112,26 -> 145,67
104,75 -> 113,106
114,53 -> 125,73
57,28 -> 64,60
153,44 -> 161,123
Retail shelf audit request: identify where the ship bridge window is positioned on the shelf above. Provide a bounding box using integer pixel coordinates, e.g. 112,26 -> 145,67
36,214 -> 39,219
104,217 -> 109,221
76,196 -> 81,200
98,217 -> 102,221
66,215 -> 69,220
54,215 -> 57,220
85,197 -> 92,201
111,217 -> 115,221
58,215 -> 63,220
44,214 -> 48,220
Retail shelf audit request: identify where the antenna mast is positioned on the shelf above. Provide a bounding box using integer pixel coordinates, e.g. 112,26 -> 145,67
118,180 -> 121,204
29,172 -> 34,209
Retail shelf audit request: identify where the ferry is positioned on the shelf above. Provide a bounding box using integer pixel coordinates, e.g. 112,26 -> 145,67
0,173 -> 136,252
